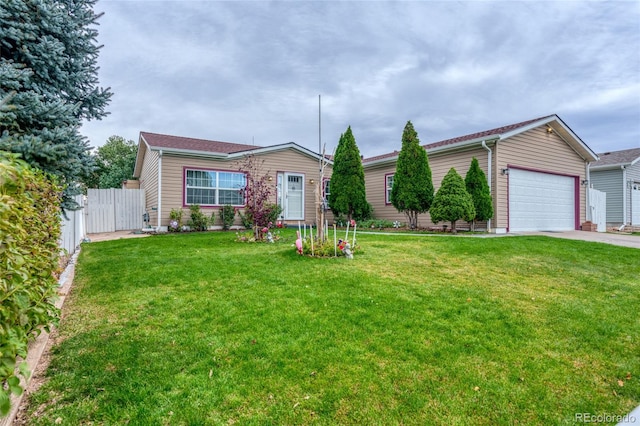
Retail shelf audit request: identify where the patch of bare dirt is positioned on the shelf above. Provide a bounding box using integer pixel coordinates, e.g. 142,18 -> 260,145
12,327 -> 60,425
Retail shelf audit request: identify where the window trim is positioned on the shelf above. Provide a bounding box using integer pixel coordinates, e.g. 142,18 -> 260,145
385,173 -> 394,205
183,167 -> 246,207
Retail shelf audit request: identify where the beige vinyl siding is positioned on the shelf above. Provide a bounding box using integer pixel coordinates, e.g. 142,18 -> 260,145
427,146 -> 490,229
138,149 -> 159,226
494,126 -> 587,229
364,146 -> 490,228
158,149 -> 332,227
364,163 -> 406,222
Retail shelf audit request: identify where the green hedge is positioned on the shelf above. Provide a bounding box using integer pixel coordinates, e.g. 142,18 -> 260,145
0,152 -> 62,415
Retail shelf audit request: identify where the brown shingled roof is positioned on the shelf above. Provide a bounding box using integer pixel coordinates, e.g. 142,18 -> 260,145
140,132 -> 260,154
363,115 -> 554,163
592,147 -> 640,167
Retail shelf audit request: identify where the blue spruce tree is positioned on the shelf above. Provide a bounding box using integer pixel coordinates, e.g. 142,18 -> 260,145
0,0 -> 112,208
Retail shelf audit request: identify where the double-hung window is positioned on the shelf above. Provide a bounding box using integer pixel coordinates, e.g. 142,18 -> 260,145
185,169 -> 245,206
385,174 -> 394,204
322,179 -> 331,209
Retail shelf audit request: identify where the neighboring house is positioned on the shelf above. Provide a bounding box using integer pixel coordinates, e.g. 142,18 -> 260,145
589,147 -> 640,227
133,132 -> 332,231
362,114 -> 598,233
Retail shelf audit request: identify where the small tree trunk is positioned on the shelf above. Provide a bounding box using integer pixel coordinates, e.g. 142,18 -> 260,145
451,220 -> 457,234
406,212 -> 414,229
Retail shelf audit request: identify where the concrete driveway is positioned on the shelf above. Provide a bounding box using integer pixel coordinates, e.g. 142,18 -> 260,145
521,230 -> 640,249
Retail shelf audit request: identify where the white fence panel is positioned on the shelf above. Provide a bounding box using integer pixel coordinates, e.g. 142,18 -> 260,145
588,187 -> 606,232
86,188 -> 116,233
632,185 -> 640,226
59,195 -> 85,255
86,189 -> 145,233
115,189 -> 146,231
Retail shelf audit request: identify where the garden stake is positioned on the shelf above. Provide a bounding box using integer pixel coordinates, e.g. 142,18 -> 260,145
352,223 -> 357,248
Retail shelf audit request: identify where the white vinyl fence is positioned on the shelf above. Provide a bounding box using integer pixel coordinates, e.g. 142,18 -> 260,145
59,194 -> 85,255
588,187 -> 606,233
85,189 -> 146,233
632,184 -> 640,226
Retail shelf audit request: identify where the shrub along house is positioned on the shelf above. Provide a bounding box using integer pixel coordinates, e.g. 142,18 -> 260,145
589,147 -> 640,228
363,114 -> 598,233
133,132 -> 332,231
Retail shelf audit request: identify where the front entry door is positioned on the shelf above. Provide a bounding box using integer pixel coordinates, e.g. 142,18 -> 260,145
285,173 -> 304,220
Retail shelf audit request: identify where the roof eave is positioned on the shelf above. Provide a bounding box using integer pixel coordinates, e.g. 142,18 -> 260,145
363,136 -> 499,168
547,116 -> 598,162
428,135 -> 500,154
590,163 -> 631,171
138,141 -> 332,164
133,134 -> 150,178
150,146 -> 230,159
228,142 -> 333,164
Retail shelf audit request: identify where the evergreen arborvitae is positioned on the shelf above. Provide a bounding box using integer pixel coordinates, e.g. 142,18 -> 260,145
464,157 -> 493,229
329,126 -> 371,221
430,168 -> 475,234
390,121 -> 434,229
0,0 -> 112,209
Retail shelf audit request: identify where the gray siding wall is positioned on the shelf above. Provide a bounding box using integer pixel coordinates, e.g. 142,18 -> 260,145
591,168 -> 623,224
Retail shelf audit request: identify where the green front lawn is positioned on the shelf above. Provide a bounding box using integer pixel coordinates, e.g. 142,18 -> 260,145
23,231 -> 639,425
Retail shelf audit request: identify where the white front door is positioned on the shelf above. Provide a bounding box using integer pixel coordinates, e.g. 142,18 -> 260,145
279,173 -> 304,220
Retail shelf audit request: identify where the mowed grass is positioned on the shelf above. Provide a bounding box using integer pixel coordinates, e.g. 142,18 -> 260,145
23,231 -> 639,425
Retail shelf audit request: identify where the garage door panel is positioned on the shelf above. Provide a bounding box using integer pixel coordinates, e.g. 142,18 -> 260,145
509,168 -> 576,232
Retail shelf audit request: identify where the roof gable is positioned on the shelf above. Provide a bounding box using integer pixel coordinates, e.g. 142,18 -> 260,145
363,114 -> 597,165
133,132 -> 331,177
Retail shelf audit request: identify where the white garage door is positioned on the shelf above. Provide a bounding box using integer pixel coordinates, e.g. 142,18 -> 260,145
509,168 -> 576,232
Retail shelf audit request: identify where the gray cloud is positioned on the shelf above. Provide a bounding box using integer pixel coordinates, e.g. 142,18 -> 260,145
82,0 -> 640,157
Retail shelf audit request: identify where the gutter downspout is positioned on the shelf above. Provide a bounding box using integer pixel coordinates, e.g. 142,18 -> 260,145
481,140 -> 492,232
621,165 -> 627,228
585,161 -> 591,222
157,150 -> 163,230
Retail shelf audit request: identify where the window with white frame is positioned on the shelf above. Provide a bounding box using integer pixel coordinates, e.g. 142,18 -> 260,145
323,179 -> 331,209
386,174 -> 394,204
185,169 -> 245,206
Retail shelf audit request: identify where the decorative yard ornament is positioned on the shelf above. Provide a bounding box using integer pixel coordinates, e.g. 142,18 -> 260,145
295,230 -> 303,255
263,227 -> 274,243
337,239 -> 353,259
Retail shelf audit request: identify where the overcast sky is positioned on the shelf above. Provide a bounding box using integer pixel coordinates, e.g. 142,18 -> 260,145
81,0 -> 640,159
